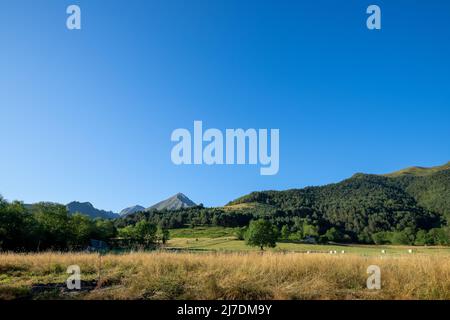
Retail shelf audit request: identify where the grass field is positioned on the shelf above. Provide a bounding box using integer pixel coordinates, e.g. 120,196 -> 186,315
166,237 -> 450,256
166,227 -> 450,256
1,251 -> 450,300
168,227 -> 237,239
1,227 -> 449,300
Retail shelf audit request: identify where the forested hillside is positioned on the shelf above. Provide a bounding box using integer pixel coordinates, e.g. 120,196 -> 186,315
388,164 -> 450,220
116,166 -> 450,244
227,173 -> 444,242
2,163 -> 450,249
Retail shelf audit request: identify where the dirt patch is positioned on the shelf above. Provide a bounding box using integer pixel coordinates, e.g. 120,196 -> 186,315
30,280 -> 98,299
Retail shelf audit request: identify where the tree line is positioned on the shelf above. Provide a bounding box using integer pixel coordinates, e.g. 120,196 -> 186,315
0,197 -> 168,251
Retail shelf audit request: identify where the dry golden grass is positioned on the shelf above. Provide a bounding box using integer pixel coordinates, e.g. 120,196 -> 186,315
1,252 -> 450,300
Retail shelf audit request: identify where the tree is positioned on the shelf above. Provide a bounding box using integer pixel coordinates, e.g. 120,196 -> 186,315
33,202 -> 71,250
414,229 -> 428,246
427,228 -> 449,245
322,227 -> 342,243
390,231 -> 412,245
118,220 -> 157,248
118,225 -> 135,239
157,226 -> 170,244
0,200 -> 37,250
280,225 -> 290,240
93,219 -> 116,240
133,220 -> 157,247
402,227 -> 416,244
69,213 -> 94,248
245,219 -> 278,250
302,223 -> 319,238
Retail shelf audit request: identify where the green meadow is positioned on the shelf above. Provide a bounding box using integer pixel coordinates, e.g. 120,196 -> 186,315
167,227 -> 450,256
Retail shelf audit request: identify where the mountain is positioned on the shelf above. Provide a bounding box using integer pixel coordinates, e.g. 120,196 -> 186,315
226,161 -> 450,240
66,201 -> 119,219
114,161 -> 449,243
147,193 -> 196,211
120,205 -> 146,216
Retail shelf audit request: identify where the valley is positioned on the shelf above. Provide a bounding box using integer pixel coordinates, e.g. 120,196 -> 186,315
2,162 -> 450,300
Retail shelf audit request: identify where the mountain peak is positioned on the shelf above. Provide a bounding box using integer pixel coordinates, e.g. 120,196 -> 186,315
147,193 -> 196,211
68,201 -> 94,208
175,193 -> 191,201
119,205 -> 145,216
66,201 -> 119,219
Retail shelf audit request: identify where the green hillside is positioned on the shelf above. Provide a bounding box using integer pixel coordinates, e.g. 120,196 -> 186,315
384,161 -> 450,177
115,161 -> 450,244
230,161 -> 450,222
228,173 -> 444,241
389,165 -> 450,219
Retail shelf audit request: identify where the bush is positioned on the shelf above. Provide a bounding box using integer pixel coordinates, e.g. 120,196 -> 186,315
235,227 -> 247,240
414,230 -> 429,246
372,232 -> 390,245
390,231 -> 412,245
427,228 -> 450,245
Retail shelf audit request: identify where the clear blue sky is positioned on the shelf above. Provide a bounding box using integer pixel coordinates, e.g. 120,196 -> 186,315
1,0 -> 449,212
